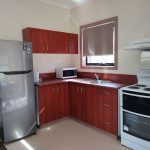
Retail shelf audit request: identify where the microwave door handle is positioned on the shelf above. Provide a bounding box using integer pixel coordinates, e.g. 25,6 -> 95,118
74,70 -> 77,75
122,92 -> 150,99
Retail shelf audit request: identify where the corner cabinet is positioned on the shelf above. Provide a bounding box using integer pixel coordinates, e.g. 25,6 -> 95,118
37,81 -> 118,135
69,82 -> 87,122
69,82 -> 118,135
22,27 -> 78,54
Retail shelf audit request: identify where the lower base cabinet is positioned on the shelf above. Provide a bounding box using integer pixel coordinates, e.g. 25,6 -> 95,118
69,82 -> 86,121
38,81 -> 118,135
101,88 -> 118,134
38,82 -> 68,126
86,86 -> 100,128
69,82 -> 118,135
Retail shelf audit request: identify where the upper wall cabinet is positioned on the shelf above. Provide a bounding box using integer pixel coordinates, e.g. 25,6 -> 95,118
22,27 -> 78,54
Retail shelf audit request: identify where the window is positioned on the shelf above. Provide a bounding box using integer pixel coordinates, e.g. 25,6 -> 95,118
80,16 -> 118,69
86,55 -> 114,66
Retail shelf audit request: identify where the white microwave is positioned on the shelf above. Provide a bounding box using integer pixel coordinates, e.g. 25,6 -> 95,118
56,67 -> 77,79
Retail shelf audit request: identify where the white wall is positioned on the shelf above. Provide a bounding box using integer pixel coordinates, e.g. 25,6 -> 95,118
70,0 -> 150,75
33,54 -> 72,73
1,0 -> 150,75
0,0 -> 72,73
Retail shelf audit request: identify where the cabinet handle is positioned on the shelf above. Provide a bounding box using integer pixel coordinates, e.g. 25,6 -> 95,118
66,46 -> 68,53
104,122 -> 110,125
47,45 -> 48,51
81,88 -> 83,93
104,92 -> 110,95
43,45 -> 44,51
77,87 -> 79,93
69,45 -> 71,53
56,87 -> 59,93
70,41 -> 73,53
104,104 -> 110,107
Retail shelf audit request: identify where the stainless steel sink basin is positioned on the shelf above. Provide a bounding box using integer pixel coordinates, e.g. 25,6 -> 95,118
89,80 -> 111,84
70,78 -> 112,85
73,78 -> 93,83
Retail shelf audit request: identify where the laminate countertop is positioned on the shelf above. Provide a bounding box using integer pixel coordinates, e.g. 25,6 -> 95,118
35,78 -> 127,89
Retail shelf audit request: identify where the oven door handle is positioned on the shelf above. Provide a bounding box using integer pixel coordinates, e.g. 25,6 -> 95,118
122,92 -> 150,99
123,109 -> 150,119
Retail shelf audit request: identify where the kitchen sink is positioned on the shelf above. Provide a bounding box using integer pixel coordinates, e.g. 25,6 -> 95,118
70,78 -> 112,85
73,78 -> 93,82
89,80 -> 112,84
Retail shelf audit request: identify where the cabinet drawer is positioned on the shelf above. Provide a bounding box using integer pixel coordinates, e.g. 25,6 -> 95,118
102,100 -> 113,107
102,88 -> 118,113
102,107 -> 117,134
102,121 -> 113,133
102,108 -> 113,123
103,89 -> 117,97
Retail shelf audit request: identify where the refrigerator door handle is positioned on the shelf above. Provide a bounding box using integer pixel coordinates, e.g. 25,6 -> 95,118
1,70 -> 32,75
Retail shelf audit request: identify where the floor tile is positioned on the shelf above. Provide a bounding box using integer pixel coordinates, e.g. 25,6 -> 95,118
6,119 -> 129,150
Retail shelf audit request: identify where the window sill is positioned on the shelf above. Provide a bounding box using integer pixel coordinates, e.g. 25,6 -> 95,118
80,65 -> 118,70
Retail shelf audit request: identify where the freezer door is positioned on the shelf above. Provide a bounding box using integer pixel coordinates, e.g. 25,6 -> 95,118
0,71 -> 36,143
0,40 -> 33,72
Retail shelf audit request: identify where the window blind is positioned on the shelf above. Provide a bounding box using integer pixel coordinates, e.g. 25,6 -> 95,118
82,22 -> 115,56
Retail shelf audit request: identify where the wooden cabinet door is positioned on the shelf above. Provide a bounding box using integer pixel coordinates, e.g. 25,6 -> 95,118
101,88 -> 118,135
69,83 -> 77,118
61,32 -> 69,54
46,86 -> 57,122
51,31 -> 60,53
52,32 -> 78,54
43,30 -> 50,53
23,28 -> 49,53
69,83 -> 81,119
69,83 -> 100,128
38,86 -> 47,126
56,83 -> 68,118
47,83 -> 68,121
49,84 -> 62,121
80,84 -> 87,122
38,86 -> 53,125
38,83 -> 68,126
23,28 -> 42,53
69,83 -> 86,122
69,33 -> 78,54
86,86 -> 100,128
51,31 -> 69,54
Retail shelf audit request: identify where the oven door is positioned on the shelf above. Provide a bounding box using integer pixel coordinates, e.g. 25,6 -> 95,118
122,91 -> 150,116
123,110 -> 150,142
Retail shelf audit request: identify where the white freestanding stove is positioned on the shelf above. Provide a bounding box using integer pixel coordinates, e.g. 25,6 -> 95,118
120,68 -> 150,150
120,51 -> 150,150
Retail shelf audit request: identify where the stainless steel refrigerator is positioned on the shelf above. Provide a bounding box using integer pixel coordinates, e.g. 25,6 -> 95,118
0,39 -> 36,143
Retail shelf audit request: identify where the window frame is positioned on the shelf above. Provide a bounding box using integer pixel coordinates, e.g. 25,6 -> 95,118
80,16 -> 118,70
86,57 -> 115,66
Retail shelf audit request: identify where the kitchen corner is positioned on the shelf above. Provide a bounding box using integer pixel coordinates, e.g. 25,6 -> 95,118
33,71 -> 135,135
1,0 -> 150,150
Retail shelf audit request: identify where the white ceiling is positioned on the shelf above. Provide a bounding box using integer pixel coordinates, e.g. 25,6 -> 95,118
37,0 -> 91,9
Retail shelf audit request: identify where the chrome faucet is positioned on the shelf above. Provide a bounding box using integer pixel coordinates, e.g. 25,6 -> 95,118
94,73 -> 99,81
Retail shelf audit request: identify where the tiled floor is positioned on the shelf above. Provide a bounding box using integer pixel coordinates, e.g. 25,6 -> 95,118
6,119 -> 129,150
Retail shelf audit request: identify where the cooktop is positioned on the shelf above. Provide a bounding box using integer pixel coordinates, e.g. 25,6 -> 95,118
122,84 -> 150,94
